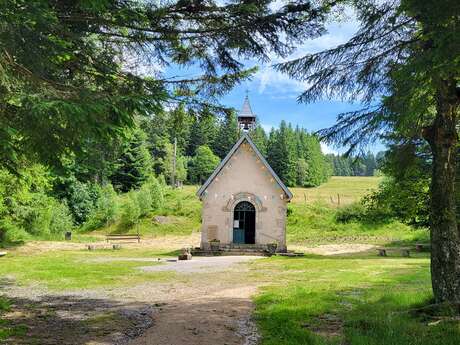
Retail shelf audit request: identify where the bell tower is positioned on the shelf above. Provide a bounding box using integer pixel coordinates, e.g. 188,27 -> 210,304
238,92 -> 256,131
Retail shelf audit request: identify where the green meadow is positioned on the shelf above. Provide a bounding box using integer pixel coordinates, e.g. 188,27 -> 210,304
0,177 -> 441,344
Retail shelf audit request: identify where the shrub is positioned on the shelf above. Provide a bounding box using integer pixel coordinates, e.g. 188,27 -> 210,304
0,218 -> 29,243
83,184 -> 119,231
144,176 -> 164,211
335,202 -> 367,223
119,192 -> 141,229
66,181 -> 100,224
362,177 -> 425,226
16,194 -> 53,236
15,195 -> 74,237
0,165 -> 75,241
48,199 -> 74,234
157,174 -> 166,186
137,185 -> 153,217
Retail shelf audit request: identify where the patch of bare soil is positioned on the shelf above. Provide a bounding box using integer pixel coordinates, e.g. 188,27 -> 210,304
11,233 -> 201,254
291,243 -> 376,256
0,289 -> 156,345
126,285 -> 260,345
113,257 -> 263,345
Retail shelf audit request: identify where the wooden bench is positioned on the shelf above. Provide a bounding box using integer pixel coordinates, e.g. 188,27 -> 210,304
377,247 -> 410,257
106,234 -> 140,243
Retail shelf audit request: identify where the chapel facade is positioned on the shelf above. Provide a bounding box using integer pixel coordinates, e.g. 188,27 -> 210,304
196,96 -> 292,252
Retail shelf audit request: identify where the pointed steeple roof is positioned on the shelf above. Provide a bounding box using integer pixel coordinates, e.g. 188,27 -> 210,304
239,95 -> 255,118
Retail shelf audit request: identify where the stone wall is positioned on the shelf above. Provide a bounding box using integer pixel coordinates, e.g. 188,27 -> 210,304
200,141 -> 288,251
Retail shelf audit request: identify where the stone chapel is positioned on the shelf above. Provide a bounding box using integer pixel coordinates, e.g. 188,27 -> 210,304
196,96 -> 292,252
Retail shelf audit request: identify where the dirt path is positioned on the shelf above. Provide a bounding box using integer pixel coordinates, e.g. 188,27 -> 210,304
114,256 -> 263,345
2,241 -> 374,344
128,285 -> 259,345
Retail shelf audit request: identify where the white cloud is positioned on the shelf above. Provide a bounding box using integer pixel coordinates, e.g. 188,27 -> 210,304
320,142 -> 338,155
252,10 -> 360,98
256,66 -> 309,94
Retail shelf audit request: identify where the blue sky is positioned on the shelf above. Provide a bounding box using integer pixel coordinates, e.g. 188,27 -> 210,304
161,8 -> 384,154
218,14 -> 380,154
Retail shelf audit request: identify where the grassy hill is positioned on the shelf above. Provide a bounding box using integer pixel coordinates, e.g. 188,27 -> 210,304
287,176 -> 427,245
290,176 -> 383,206
92,176 -> 428,246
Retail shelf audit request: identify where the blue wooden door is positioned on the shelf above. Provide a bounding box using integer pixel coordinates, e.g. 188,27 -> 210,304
233,228 -> 245,244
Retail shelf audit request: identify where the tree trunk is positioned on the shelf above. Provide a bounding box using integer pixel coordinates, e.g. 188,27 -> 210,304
424,79 -> 460,303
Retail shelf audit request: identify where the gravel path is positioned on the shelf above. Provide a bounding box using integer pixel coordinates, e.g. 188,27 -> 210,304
140,256 -> 263,274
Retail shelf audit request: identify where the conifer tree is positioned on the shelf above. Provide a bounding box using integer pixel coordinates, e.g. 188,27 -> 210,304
168,103 -> 191,155
278,0 -> 460,302
110,128 -> 152,192
187,109 -> 219,156
214,111 -> 239,159
249,124 -> 269,156
1,0 -> 326,172
267,121 -> 296,186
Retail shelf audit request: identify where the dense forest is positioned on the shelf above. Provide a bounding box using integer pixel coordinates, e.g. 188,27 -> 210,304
0,102 -> 331,243
326,152 -> 383,177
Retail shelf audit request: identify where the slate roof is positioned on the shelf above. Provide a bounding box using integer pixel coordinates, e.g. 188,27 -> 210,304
196,132 -> 293,201
238,95 -> 256,118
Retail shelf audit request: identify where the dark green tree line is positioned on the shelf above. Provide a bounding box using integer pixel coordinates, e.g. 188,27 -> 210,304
327,152 -> 380,176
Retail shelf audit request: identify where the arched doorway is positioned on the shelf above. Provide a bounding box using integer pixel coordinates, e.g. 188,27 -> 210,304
233,201 -> 255,244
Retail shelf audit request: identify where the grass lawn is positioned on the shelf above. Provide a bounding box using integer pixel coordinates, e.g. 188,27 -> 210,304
250,253 -> 459,345
2,246 -> 455,345
291,176 -> 383,206
0,249 -> 175,290
0,177 -> 440,344
93,185 -> 201,237
287,202 -> 428,245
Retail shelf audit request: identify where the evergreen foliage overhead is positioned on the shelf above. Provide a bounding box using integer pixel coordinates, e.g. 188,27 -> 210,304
278,0 -> 460,303
0,0 -> 328,172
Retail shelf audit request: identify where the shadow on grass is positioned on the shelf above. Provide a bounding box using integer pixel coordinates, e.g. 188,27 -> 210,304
254,265 -> 459,345
0,280 -> 156,344
0,239 -> 25,250
0,279 -> 257,345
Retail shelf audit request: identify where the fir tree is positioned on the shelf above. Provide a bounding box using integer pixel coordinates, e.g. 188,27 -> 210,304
168,103 -> 191,155
187,109 -> 218,156
110,128 -> 152,192
249,124 -> 269,156
278,0 -> 460,302
267,121 -> 296,186
214,111 -> 239,159
1,0 -> 326,172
